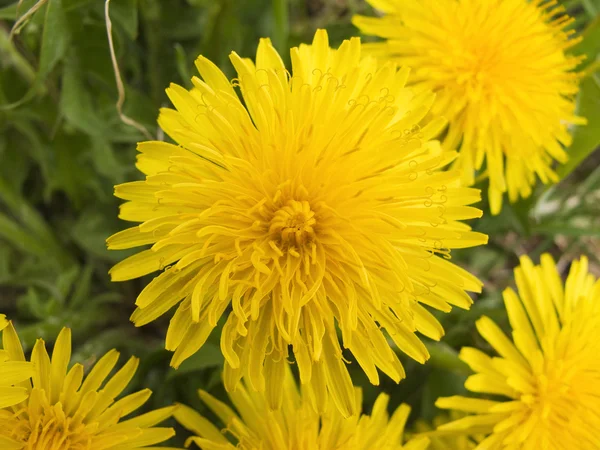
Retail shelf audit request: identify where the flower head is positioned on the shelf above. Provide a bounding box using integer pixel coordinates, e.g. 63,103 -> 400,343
0,324 -> 176,449
175,369 -> 429,450
0,317 -> 34,410
413,413 -> 484,449
436,254 -> 600,448
354,0 -> 585,214
108,29 -> 487,417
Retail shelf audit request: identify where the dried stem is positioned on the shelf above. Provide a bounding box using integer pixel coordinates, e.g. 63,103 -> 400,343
105,0 -> 154,141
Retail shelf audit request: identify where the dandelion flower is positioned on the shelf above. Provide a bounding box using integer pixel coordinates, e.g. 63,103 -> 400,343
413,412 -> 484,449
108,29 -> 487,417
175,369 -> 429,450
354,0 -> 585,214
0,324 -> 177,449
0,317 -> 34,410
436,254 -> 600,448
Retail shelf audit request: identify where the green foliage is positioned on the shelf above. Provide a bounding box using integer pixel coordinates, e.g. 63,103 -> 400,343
0,0 -> 599,445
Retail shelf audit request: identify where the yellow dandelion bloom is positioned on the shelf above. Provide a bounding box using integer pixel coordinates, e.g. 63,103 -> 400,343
353,0 -> 585,214
175,369 -> 429,450
0,317 -> 35,410
0,324 -> 177,449
436,254 -> 600,448
413,413 -> 484,449
108,29 -> 487,417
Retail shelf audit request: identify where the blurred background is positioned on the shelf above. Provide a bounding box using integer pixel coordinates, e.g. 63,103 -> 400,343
0,0 -> 599,445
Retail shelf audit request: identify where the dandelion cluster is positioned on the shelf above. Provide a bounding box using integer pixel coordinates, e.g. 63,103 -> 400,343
175,368 -> 429,450
354,0 -> 585,214
436,254 -> 600,448
3,0 -> 592,447
108,29 -> 487,416
0,323 -> 176,450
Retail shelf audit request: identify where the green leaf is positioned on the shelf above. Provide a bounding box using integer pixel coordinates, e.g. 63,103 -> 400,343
582,0 -> 600,17
63,0 -> 94,11
1,0 -> 70,110
0,0 -> 39,20
9,120 -> 53,190
557,74 -> 600,178
424,341 -> 471,375
38,0 -> 69,78
0,177 -> 73,268
70,264 -> 94,308
71,21 -> 115,87
45,132 -> 95,207
16,286 -> 49,321
0,213 -> 49,257
90,139 -> 126,183
70,208 -> 129,262
421,369 -> 468,421
167,343 -> 223,379
0,130 -> 30,193
174,43 -> 193,87
55,264 -> 80,302
0,245 -> 12,280
109,0 -> 138,40
60,54 -> 106,136
573,16 -> 600,70
532,222 -> 600,237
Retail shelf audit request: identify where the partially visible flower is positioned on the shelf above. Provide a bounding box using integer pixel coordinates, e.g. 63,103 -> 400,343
413,412 -> 484,449
436,254 -> 600,448
0,324 -> 177,449
0,316 -> 34,410
175,369 -> 429,450
108,29 -> 487,417
354,0 -> 585,214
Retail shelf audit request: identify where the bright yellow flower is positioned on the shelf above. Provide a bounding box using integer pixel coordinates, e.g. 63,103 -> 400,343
413,412 -> 484,449
0,324 -> 177,449
175,369 -> 429,450
436,254 -> 600,448
354,0 -> 585,214
0,317 -> 34,410
108,29 -> 487,417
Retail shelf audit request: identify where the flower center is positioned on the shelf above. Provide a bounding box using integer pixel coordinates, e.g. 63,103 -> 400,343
4,391 -> 93,450
269,200 -> 316,246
